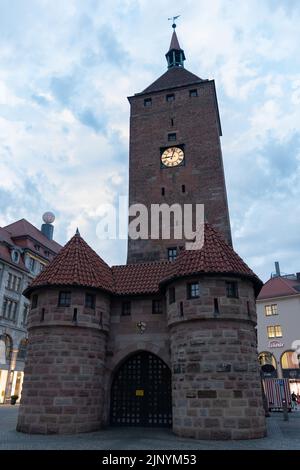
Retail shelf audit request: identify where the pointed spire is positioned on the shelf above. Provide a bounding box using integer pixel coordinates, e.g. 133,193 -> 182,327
169,30 -> 181,51
75,227 -> 80,237
165,28 -> 186,69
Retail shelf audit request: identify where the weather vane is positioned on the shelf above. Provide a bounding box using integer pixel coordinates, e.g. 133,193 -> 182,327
168,15 -> 180,30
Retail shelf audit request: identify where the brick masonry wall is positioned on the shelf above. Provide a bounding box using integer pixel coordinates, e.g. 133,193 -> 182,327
167,276 -> 266,439
127,80 -> 232,264
17,288 -> 109,434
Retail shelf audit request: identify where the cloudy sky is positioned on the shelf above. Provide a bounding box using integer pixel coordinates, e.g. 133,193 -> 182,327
0,0 -> 299,281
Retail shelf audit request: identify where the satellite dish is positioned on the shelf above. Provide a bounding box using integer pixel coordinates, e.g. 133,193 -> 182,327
261,364 -> 275,373
42,211 -> 55,224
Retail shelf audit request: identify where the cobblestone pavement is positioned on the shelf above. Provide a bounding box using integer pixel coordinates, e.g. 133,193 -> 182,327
1,405 -> 300,450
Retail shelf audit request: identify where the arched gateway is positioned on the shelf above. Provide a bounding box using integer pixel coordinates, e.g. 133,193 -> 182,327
110,351 -> 172,427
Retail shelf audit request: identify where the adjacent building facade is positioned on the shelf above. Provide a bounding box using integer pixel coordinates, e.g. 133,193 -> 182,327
0,217 -> 61,403
257,263 -> 300,396
17,29 -> 266,440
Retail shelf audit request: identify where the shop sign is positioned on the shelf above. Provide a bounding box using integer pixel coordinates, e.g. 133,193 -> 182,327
282,369 -> 300,379
269,340 -> 284,348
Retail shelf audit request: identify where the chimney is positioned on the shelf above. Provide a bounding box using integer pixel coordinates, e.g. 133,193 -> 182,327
41,212 -> 55,241
275,261 -> 281,277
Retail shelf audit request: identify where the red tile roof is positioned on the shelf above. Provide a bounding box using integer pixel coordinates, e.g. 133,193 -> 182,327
161,224 -> 262,291
112,261 -> 170,296
4,218 -> 61,254
142,67 -> 205,94
24,223 -> 261,297
25,232 -> 114,295
257,276 -> 300,300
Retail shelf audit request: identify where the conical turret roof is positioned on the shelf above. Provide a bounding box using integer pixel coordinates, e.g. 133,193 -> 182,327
24,231 -> 113,296
161,223 -> 262,293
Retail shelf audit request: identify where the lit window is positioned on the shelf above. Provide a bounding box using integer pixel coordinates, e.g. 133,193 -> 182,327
122,301 -> 131,316
85,293 -> 96,309
226,281 -> 239,298
267,325 -> 283,338
265,304 -> 278,316
274,325 -> 282,337
267,326 -> 275,338
152,299 -> 162,314
144,98 -> 152,107
169,287 -> 176,304
166,93 -> 175,102
58,291 -> 71,307
189,89 -> 198,97
168,247 -> 177,262
187,282 -> 200,299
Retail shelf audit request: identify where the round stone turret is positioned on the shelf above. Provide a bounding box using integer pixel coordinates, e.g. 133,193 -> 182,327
17,232 -> 113,434
161,224 -> 266,440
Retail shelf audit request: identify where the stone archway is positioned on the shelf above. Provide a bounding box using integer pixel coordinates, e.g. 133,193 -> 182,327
110,351 -> 172,427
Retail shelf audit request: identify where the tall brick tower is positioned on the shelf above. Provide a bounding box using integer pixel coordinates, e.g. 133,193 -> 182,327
127,27 -> 232,264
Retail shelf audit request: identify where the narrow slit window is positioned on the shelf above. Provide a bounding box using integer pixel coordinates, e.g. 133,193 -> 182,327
214,298 -> 219,314
161,187 -> 165,196
182,184 -> 185,193
180,301 -> 184,317
41,308 -> 45,322
73,308 -> 78,323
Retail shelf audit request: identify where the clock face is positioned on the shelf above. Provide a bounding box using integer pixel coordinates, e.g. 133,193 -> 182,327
161,147 -> 184,167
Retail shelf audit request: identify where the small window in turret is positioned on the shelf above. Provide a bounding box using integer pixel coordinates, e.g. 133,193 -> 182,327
169,287 -> 176,304
58,291 -> 71,307
85,293 -> 95,309
226,281 -> 239,299
152,299 -> 162,314
144,98 -> 152,107
31,295 -> 38,309
122,301 -> 131,316
187,282 -> 200,299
